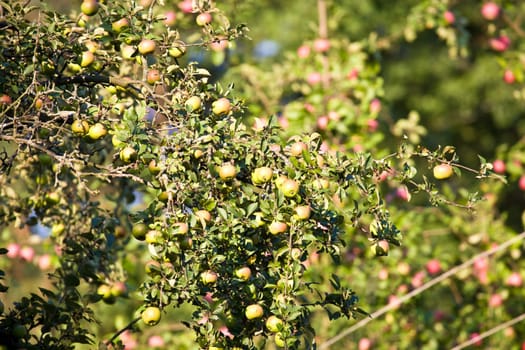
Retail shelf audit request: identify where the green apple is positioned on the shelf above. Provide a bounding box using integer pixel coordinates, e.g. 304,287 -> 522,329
80,0 -> 99,16
131,222 -> 148,240
266,315 -> 284,333
71,119 -> 90,136
80,51 -> 95,67
142,306 -> 161,326
252,167 -> 274,185
88,122 -> 107,140
212,98 -> 231,116
235,266 -> 252,281
281,179 -> 299,197
112,18 -> 129,33
218,164 -> 237,181
245,304 -> 264,320
269,221 -> 288,235
120,146 -> 137,163
201,270 -> 218,285
185,95 -> 202,112
294,205 -> 311,220
433,164 -> 453,180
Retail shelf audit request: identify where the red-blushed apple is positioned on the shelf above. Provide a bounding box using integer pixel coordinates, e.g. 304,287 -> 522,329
212,97 -> 231,115
138,39 -> 156,55
19,246 -> 35,262
80,0 -> 99,16
172,222 -> 188,235
37,254 -> 52,270
281,179 -> 300,197
433,164 -> 453,179
251,166 -> 273,185
397,261 -> 411,275
196,12 -> 212,26
146,69 -> 161,85
195,209 -> 211,223
306,72 -> 322,85
297,44 -> 310,58
210,37 -> 229,51
388,295 -> 401,309
268,221 -> 288,235
490,35 -> 510,52
488,293 -> 503,307
6,243 -> 20,258
368,119 -> 379,132
348,68 -> 359,80
235,266 -> 251,281
112,18 -> 130,33
506,272 -> 523,287
503,70 -> 515,84
185,95 -> 202,112
481,2 -> 500,20
201,270 -> 218,284
164,11 -> 176,26
80,51 -> 94,67
294,205 -> 311,220
245,304 -> 264,320
313,38 -> 330,52
372,240 -> 389,256
519,175 -> 525,191
411,271 -> 425,288
358,338 -> 371,350
290,141 -> 308,157
426,259 -> 442,275
443,10 -> 455,24
378,268 -> 388,280
0,94 -> 12,105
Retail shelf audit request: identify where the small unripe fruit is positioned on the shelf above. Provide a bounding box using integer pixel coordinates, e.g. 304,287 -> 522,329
142,306 -> 161,326
218,164 -> 237,181
120,146 -> 138,163
12,324 -> 27,339
80,0 -> 99,16
433,164 -> 453,180
266,315 -> 284,333
88,122 -> 107,140
71,119 -> 90,136
138,39 -> 156,55
245,304 -> 264,320
132,223 -> 148,240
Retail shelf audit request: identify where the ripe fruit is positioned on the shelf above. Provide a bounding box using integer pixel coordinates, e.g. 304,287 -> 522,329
80,51 -> 94,67
111,282 -> 128,297
252,167 -> 274,185
218,164 -> 237,181
201,270 -> 218,285
138,39 -> 156,55
245,304 -> 264,320
196,13 -> 212,26
426,259 -> 442,275
142,306 -> 161,326
269,221 -> 288,235
112,18 -> 130,33
80,0 -> 99,16
313,38 -> 330,52
372,240 -> 389,256
148,159 -> 161,175
172,222 -> 189,235
185,96 -> 202,112
481,2 -> 500,20
235,267 -> 252,281
492,159 -> 506,174
294,205 -> 311,220
281,179 -> 300,197
212,98 -> 232,115
265,315 -> 283,333
519,175 -> 525,191
290,141 -> 307,157
0,94 -> 12,105
443,10 -> 455,24
88,122 -> 107,140
433,164 -> 453,180
97,284 -> 114,303
490,35 -> 510,52
120,146 -> 137,163
71,119 -> 90,136
146,69 -> 161,84
168,46 -> 186,58
503,70 -> 515,84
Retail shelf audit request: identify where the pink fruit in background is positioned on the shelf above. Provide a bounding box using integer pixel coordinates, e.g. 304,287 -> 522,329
492,159 -> 506,173
19,246 -> 35,262
481,2 -> 500,20
388,295 -> 401,309
6,243 -> 20,258
348,68 -> 359,80
178,0 -> 193,13
368,119 -> 379,132
378,268 -> 388,280
37,254 -> 52,270
503,70 -> 515,84
443,10 -> 455,24
426,259 -> 442,275
313,38 -> 330,52
473,257 -> 489,272
196,12 -> 212,26
148,335 -> 165,347
397,261 -> 411,275
297,45 -> 311,58
307,72 -> 322,85
164,11 -> 176,26
317,115 -> 329,130
370,98 -> 381,114
489,293 -> 503,307
395,186 -> 410,201
490,35 -> 510,52
469,333 -> 483,346
519,175 -> 525,191
210,37 -> 229,51
411,271 -> 425,288
506,272 -> 523,287
358,338 -> 371,350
